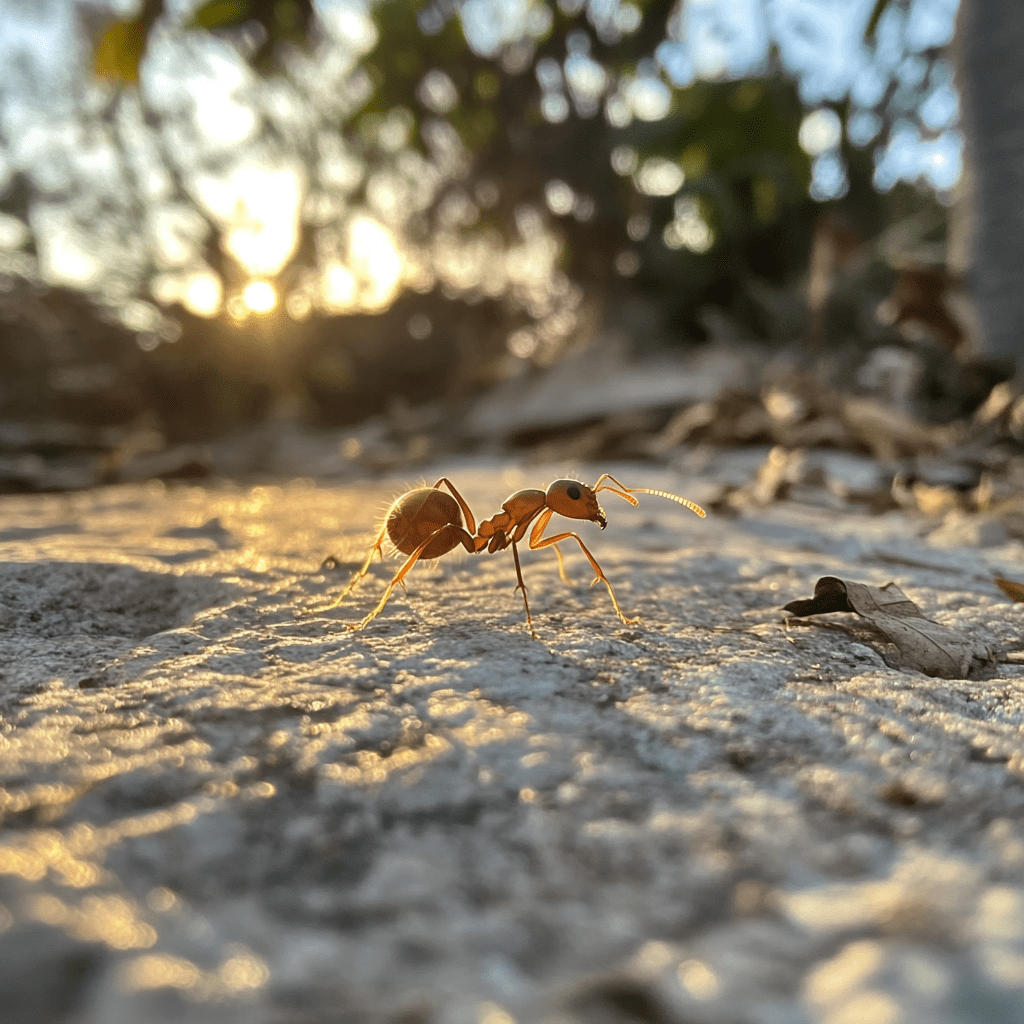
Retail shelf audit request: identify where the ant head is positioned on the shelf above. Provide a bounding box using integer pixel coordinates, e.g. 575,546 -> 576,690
545,479 -> 607,528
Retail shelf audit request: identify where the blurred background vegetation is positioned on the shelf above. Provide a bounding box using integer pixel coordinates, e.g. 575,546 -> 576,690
0,0 -> 980,475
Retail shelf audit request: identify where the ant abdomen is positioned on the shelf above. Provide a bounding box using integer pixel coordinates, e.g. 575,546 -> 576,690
386,488 -> 464,559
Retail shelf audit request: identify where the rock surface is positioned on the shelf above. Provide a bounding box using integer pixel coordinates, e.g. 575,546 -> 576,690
0,458 -> 1023,1023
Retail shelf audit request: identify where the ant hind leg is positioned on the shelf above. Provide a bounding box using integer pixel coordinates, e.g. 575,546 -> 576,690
348,525 -> 478,631
309,522 -> 389,614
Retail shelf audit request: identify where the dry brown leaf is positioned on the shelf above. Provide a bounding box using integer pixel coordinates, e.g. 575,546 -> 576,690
784,576 -> 1003,680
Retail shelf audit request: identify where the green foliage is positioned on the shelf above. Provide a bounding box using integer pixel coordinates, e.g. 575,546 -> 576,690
189,0 -> 254,30
81,2 -> 943,356
360,1 -> 502,154
634,76 -> 811,239
94,0 -> 316,82
92,18 -> 149,85
91,0 -> 162,85
75,0 -> 830,356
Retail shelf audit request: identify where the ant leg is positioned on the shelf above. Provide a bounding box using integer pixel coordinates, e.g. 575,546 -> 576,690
552,543 -> 572,586
515,507 -> 569,586
311,521 -> 389,613
430,478 -> 478,534
510,540 -> 538,639
350,525 -> 477,631
347,535 -> 436,630
509,507 -> 571,588
529,523 -> 639,626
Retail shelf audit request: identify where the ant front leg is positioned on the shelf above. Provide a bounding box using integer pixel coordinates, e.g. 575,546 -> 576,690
529,514 -> 639,626
550,543 -> 572,585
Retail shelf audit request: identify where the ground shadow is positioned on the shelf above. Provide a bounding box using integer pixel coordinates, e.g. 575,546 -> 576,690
0,561 -> 238,640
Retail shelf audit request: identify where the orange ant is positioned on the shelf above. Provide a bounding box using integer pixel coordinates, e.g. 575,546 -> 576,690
315,474 -> 705,636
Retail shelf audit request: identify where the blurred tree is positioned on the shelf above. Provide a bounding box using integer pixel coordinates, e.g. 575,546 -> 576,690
955,0 -> 1024,371
76,0 -> 819,349
0,0 -> 968,441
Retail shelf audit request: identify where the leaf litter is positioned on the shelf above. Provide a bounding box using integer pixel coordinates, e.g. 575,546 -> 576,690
783,576 -> 1005,680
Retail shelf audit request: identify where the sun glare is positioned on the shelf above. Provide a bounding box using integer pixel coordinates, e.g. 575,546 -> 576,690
182,272 -> 222,317
194,161 -> 304,278
321,261 -> 357,312
242,279 -> 277,314
347,215 -> 403,311
318,216 -> 405,313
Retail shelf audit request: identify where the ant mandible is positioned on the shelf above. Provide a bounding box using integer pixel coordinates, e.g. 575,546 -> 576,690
316,474 -> 705,637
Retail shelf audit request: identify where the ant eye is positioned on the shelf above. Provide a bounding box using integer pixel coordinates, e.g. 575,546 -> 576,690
567,485 -> 581,500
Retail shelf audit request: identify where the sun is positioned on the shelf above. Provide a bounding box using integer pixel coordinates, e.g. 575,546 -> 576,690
242,280 -> 277,314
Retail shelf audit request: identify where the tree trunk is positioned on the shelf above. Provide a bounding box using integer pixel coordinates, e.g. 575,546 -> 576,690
955,0 -> 1024,367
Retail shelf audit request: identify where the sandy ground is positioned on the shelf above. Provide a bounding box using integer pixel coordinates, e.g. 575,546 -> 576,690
1,455 -> 1024,1024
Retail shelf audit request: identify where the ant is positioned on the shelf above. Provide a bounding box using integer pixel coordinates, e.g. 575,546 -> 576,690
314,474 -> 705,637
